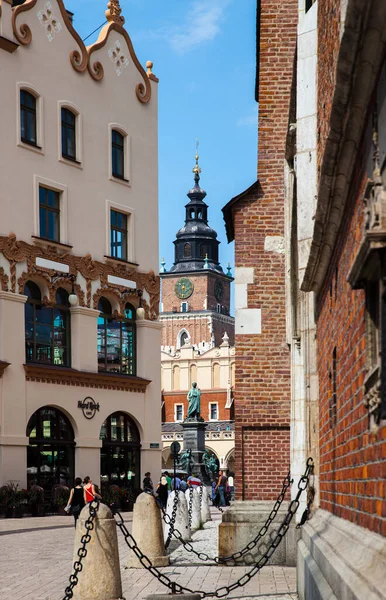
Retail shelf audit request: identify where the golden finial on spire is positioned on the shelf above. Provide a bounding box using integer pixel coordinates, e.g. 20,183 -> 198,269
106,0 -> 125,25
192,138 -> 201,177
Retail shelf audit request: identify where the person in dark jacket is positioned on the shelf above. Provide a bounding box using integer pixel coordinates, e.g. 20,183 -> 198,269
143,472 -> 153,492
65,477 -> 85,527
156,476 -> 169,509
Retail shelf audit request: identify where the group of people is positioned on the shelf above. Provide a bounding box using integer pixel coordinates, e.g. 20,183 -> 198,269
143,470 -> 231,509
65,476 -> 101,526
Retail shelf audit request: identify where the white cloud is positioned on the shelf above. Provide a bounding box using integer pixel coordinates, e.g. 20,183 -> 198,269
168,0 -> 230,54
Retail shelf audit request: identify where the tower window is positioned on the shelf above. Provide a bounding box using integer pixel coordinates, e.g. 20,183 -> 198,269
189,209 -> 195,219
179,331 -> 189,348
184,243 -> 191,258
200,244 -> 208,258
181,302 -> 189,313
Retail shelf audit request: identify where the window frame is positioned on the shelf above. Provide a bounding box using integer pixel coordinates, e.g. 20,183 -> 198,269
181,302 -> 189,313
109,124 -> 131,185
174,404 -> 184,422
33,176 -> 68,245
17,83 -> 44,154
39,186 -> 61,243
105,200 -> 135,263
209,402 -> 219,421
58,101 -> 82,168
97,298 -> 137,376
110,209 -> 128,260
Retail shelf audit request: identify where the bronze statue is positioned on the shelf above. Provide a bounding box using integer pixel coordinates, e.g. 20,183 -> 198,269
187,382 -> 201,419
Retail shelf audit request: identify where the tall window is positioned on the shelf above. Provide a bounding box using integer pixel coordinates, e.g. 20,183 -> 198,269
24,282 -> 70,366
184,243 -> 191,258
61,108 -> 76,160
179,331 -> 189,347
175,404 -> 183,422
97,298 -> 136,375
200,244 -> 208,258
212,362 -> 220,387
112,129 -> 125,179
209,403 -> 218,421
20,90 -> 37,146
172,365 -> 180,390
110,210 -> 127,259
39,186 -> 60,242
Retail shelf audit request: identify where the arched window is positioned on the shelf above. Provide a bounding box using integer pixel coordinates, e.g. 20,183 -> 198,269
212,362 -> 220,387
172,365 -> 180,390
112,129 -> 125,179
61,107 -> 76,160
197,210 -> 202,219
189,209 -> 195,219
97,298 -> 136,375
24,282 -> 70,366
100,412 -> 140,490
27,407 -> 75,490
20,90 -> 37,146
200,244 -> 208,258
179,331 -> 189,348
184,243 -> 191,258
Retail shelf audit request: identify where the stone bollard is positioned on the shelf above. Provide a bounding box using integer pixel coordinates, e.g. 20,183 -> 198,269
72,503 -> 122,600
186,488 -> 202,530
164,490 -> 191,543
201,486 -> 212,523
127,492 -> 169,568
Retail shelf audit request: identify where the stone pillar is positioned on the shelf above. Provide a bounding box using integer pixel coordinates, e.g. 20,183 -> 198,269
164,490 -> 191,542
73,503 -> 122,600
201,486 -> 211,523
0,291 -> 28,487
75,438 -> 102,487
70,306 -> 99,371
127,492 -> 169,568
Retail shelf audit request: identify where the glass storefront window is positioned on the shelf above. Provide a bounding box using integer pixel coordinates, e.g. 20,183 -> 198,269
100,412 -> 140,490
97,298 -> 136,375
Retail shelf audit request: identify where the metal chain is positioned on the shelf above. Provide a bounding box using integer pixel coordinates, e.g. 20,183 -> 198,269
165,490 -> 179,549
160,469 -> 292,564
199,484 -> 203,508
62,500 -> 99,600
188,486 -> 193,528
115,458 -> 313,598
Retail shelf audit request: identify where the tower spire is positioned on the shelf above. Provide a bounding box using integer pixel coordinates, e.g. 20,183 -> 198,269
192,138 -> 201,185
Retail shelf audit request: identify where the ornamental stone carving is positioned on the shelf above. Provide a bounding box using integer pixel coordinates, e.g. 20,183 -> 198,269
37,1 -> 62,42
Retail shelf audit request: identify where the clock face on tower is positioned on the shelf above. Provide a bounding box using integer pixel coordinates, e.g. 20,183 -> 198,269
175,277 -> 194,299
214,279 -> 224,302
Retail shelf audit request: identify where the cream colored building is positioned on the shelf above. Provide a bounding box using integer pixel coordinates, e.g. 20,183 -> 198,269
161,335 -> 235,475
0,0 -> 161,494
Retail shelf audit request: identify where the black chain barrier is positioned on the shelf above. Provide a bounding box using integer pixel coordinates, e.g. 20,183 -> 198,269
199,484 -> 203,508
188,486 -> 193,528
164,489 -> 179,549
160,469 -> 292,564
114,458 -> 314,598
62,499 -> 99,600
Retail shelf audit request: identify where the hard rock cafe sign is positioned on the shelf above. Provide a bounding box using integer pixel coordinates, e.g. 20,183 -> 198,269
78,397 -> 100,420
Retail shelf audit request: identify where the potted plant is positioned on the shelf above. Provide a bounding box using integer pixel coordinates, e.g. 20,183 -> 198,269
14,489 -> 29,518
0,484 -> 13,518
29,484 -> 45,517
0,482 -> 25,517
52,484 -> 70,515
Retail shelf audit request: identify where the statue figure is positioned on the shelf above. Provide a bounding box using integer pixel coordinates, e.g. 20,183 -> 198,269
187,382 -> 201,419
180,448 -> 193,475
203,449 -> 218,480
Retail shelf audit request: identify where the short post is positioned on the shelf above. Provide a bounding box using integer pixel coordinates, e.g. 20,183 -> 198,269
72,503 -> 122,600
201,486 -> 211,523
127,492 -> 169,568
164,490 -> 191,542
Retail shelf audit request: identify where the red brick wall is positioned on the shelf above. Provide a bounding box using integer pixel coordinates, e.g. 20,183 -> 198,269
317,0 -> 341,173
231,0 -> 298,501
163,391 -> 230,422
316,129 -> 386,537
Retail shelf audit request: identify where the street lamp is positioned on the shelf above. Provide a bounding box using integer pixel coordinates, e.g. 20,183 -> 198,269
52,272 -> 78,306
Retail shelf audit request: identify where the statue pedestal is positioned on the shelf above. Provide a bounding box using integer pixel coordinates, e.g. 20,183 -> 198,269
182,419 -> 207,481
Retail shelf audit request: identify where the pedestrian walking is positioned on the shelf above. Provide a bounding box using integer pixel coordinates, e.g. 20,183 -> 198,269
211,481 -> 219,507
163,471 -> 172,492
179,475 -> 188,492
156,476 -> 169,509
83,476 -> 101,504
187,473 -> 202,488
65,477 -> 85,527
143,471 -> 153,492
214,470 -> 227,507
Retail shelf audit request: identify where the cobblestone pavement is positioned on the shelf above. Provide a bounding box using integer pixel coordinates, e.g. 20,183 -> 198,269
0,508 -> 297,600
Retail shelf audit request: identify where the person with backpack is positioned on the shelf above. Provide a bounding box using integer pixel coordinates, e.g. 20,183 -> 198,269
65,477 -> 85,527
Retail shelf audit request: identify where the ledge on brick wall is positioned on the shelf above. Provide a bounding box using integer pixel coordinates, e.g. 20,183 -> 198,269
24,364 -> 151,392
0,361 -> 10,378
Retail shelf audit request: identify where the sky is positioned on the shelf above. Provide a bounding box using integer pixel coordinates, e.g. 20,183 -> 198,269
66,0 -> 258,278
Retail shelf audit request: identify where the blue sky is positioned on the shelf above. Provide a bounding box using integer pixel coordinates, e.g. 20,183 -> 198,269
66,0 -> 257,277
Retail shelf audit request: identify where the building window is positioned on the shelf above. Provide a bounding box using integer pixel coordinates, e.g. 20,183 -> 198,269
97,297 -> 136,375
24,282 -> 71,366
172,365 -> 180,390
190,364 -> 197,387
20,90 -> 37,146
179,330 -> 189,348
112,129 -> 125,179
209,403 -> 219,421
212,362 -> 220,388
216,304 -> 221,313
61,107 -> 76,161
39,186 -> 60,242
200,244 -> 208,258
184,243 -> 191,258
110,210 -> 128,259
181,302 -> 189,313
175,404 -> 184,422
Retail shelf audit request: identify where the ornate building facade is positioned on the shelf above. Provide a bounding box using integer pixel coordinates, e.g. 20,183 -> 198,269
160,157 -> 235,475
0,0 -> 161,494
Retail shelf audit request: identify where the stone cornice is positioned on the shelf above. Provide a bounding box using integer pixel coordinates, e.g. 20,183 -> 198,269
0,361 -> 10,378
69,306 -> 101,318
136,319 -> 163,330
0,291 -> 27,303
24,364 -> 151,392
347,231 -> 386,289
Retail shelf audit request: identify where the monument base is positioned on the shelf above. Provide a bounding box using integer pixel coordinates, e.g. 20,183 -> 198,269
182,419 -> 208,482
218,501 -> 299,566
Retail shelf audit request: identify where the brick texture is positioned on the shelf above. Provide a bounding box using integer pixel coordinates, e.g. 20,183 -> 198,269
316,117 -> 386,537
230,0 -> 298,500
163,391 -> 231,423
